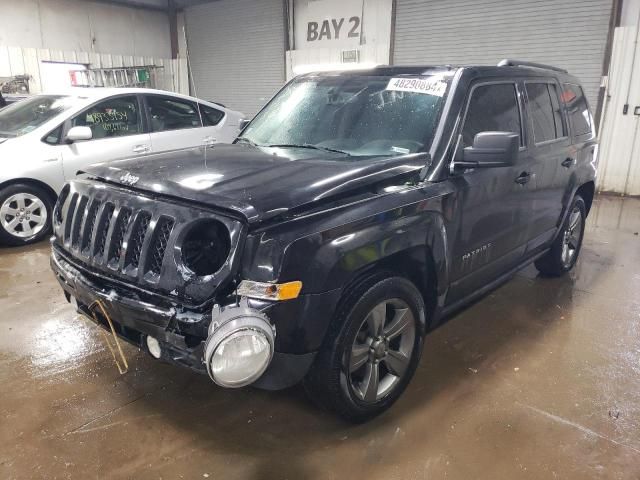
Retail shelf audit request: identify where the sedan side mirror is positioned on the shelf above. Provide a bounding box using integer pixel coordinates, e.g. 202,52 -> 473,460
65,126 -> 93,143
456,131 -> 520,168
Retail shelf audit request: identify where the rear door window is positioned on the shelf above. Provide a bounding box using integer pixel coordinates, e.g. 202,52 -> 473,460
561,84 -> 592,136
462,83 -> 523,147
525,83 -> 559,144
200,104 -> 225,126
146,95 -> 202,132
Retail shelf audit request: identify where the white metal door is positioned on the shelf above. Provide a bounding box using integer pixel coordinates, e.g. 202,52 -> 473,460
598,25 -> 640,196
60,134 -> 152,180
145,94 -> 212,153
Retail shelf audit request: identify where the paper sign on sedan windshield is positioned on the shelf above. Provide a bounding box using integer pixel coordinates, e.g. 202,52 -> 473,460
386,78 -> 447,97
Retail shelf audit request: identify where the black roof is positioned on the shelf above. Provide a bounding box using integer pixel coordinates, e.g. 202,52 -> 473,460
304,62 -> 580,84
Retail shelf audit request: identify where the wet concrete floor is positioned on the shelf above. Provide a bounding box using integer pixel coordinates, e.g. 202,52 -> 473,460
1,194 -> 639,479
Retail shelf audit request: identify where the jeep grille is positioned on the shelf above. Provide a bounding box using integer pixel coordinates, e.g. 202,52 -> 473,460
52,179 -> 245,303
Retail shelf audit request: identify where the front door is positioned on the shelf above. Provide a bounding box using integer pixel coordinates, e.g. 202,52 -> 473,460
447,81 -> 532,304
60,95 -> 151,180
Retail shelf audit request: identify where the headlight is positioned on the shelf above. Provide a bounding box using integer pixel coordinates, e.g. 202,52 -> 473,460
204,300 -> 275,388
209,328 -> 271,387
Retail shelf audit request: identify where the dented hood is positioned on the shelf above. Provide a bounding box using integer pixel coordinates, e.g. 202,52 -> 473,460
82,144 -> 428,223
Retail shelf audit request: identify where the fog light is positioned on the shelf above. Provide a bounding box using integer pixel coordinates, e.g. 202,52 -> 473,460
146,335 -> 162,359
204,300 -> 275,388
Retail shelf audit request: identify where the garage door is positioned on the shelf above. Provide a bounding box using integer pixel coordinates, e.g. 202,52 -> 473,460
393,0 -> 612,109
185,0 -> 286,116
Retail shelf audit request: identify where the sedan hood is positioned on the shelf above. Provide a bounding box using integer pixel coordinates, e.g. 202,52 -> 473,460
82,144 -> 429,223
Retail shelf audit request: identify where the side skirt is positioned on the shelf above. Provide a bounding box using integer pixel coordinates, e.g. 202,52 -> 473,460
434,249 -> 550,325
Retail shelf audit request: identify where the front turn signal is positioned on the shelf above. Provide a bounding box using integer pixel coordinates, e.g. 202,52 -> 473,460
237,280 -> 303,301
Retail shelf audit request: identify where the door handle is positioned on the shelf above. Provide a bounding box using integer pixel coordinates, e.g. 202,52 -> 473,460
515,172 -> 531,185
202,136 -> 217,146
561,157 -> 575,168
132,144 -> 150,154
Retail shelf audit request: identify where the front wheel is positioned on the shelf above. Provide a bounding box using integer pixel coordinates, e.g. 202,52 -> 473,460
535,195 -> 586,276
0,184 -> 54,246
304,275 -> 426,422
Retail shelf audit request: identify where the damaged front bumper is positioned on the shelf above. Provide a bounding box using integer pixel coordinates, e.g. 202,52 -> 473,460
50,248 -> 323,389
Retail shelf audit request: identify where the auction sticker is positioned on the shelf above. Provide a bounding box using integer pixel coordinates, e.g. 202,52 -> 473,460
386,77 -> 447,97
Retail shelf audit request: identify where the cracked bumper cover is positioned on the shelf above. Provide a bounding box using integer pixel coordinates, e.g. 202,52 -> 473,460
50,248 -> 337,390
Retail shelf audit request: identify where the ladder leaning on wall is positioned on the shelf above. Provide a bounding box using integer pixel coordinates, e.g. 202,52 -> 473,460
69,66 -> 163,89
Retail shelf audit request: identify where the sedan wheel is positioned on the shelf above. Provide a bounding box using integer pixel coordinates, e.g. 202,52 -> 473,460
1,193 -> 49,239
0,184 -> 53,246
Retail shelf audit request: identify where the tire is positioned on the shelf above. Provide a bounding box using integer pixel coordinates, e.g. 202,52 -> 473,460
304,274 -> 426,422
0,183 -> 54,246
534,195 -> 586,277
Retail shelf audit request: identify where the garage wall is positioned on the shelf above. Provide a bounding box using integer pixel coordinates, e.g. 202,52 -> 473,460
0,0 -> 171,58
0,45 -> 188,95
393,0 -> 612,109
185,0 -> 286,116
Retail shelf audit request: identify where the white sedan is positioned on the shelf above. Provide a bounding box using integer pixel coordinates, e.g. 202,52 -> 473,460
0,88 -> 244,245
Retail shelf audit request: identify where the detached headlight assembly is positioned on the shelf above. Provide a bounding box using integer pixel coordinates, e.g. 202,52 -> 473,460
204,300 -> 275,388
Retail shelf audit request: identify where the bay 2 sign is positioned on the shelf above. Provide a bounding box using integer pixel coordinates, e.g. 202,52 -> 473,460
306,16 -> 361,42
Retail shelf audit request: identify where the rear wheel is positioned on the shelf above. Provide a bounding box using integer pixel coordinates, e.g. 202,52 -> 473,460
0,184 -> 53,246
535,195 -> 586,276
304,275 -> 426,422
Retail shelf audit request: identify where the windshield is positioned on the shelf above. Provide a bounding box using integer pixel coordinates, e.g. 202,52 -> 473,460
239,73 -> 451,158
0,95 -> 75,138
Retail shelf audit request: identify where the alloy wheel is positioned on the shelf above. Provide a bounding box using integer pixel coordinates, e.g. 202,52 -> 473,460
561,205 -> 582,268
348,298 -> 416,403
0,193 -> 48,238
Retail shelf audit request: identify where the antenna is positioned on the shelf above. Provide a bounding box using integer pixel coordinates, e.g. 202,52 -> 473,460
182,25 -> 198,98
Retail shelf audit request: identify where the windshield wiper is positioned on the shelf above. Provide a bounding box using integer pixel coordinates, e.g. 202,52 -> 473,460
236,136 -> 261,147
266,143 -> 351,156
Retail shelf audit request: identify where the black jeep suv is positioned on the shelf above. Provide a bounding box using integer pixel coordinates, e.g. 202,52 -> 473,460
51,60 -> 597,421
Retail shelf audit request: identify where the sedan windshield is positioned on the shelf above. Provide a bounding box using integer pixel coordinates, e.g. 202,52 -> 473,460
0,95 -> 74,138
239,72 -> 452,158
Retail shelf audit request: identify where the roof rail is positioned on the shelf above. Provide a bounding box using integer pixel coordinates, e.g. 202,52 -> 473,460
497,59 -> 568,73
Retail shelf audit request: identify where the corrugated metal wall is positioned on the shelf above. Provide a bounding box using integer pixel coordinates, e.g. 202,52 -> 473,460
393,0 -> 612,109
185,0 -> 286,116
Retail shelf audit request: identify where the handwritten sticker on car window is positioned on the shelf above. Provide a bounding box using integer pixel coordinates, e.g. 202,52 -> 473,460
386,78 -> 447,97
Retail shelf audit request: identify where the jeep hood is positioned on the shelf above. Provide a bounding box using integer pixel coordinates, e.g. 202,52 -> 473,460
82,144 -> 429,223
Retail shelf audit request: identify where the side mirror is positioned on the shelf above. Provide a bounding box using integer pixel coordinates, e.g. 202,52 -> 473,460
65,126 -> 93,143
457,131 -> 520,168
238,119 -> 250,132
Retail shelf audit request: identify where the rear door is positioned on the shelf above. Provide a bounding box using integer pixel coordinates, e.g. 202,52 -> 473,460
447,81 -> 531,303
60,94 -> 151,180
559,83 -> 596,195
199,102 -> 238,144
144,94 -> 208,153
522,80 -> 571,251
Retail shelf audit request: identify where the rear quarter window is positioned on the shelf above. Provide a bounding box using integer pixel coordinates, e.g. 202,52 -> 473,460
561,84 -> 592,137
